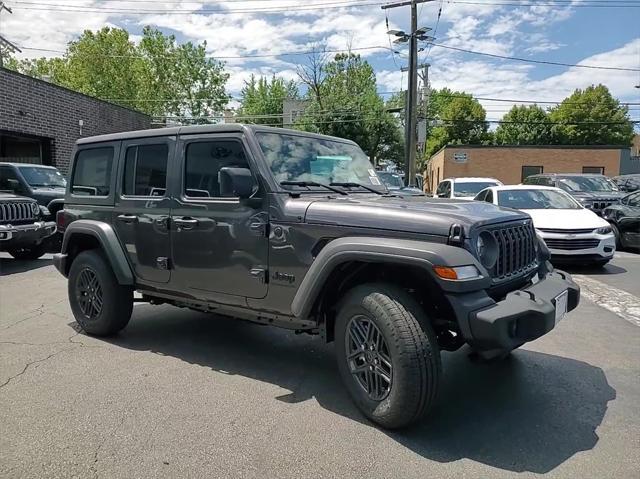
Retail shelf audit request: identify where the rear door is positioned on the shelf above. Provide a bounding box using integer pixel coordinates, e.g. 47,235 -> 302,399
169,133 -> 269,299
113,137 -> 174,284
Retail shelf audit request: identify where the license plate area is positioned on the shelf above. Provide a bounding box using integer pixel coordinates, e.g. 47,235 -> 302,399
554,290 -> 568,323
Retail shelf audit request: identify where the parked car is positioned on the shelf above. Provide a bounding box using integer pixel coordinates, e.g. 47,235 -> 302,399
0,162 -> 66,220
376,171 -> 425,196
435,177 -> 503,200
523,173 -> 624,215
0,192 -> 57,259
53,125 -> 579,429
603,190 -> 640,250
612,174 -> 640,193
475,185 -> 616,266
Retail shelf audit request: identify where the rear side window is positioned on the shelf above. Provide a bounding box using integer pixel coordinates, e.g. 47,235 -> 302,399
123,144 -> 169,197
72,147 -> 114,196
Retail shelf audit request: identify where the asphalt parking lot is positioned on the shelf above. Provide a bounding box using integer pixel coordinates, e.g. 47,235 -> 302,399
1,252 -> 639,479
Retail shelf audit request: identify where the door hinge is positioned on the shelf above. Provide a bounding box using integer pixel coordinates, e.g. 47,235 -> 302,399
157,257 -> 172,270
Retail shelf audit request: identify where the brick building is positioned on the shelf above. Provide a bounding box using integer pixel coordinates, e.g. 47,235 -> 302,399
0,68 -> 151,173
426,144 -> 637,193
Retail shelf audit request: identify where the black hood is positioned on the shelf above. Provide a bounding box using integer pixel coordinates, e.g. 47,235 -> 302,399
30,187 -> 66,206
0,192 -> 36,202
301,195 -> 528,237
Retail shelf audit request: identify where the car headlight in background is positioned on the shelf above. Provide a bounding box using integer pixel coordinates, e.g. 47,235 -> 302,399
475,231 -> 498,269
595,226 -> 612,234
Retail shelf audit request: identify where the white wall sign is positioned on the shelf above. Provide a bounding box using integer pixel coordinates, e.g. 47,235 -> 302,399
453,152 -> 468,163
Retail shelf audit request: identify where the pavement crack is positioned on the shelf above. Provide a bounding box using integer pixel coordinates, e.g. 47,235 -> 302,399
0,346 -> 75,391
1,304 -> 46,330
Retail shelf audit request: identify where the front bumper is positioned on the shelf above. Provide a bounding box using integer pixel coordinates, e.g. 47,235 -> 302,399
0,221 -> 56,250
539,231 -> 615,261
447,270 -> 580,352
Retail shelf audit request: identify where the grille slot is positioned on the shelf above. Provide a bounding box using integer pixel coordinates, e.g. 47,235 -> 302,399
490,221 -> 537,280
0,201 -> 37,224
544,238 -> 600,250
538,228 -> 594,235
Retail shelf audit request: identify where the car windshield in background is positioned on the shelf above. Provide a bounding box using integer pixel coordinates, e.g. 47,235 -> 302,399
454,182 -> 498,197
557,176 -> 618,192
18,166 -> 66,188
377,172 -> 404,189
498,189 -> 581,210
256,132 -> 386,193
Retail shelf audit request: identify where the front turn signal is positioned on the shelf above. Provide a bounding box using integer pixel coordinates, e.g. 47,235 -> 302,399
433,265 -> 481,281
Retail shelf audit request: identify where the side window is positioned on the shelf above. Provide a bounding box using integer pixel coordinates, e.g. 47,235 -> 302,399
443,181 -> 452,197
123,144 -> 169,197
485,190 -> 493,203
436,181 -> 446,196
627,191 -> 640,207
184,140 -> 250,198
522,166 -> 543,182
72,147 -> 114,196
475,190 -> 487,202
0,167 -> 25,194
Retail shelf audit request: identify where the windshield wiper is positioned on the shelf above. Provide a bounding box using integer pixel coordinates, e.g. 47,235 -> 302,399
280,181 -> 347,195
329,182 -> 384,195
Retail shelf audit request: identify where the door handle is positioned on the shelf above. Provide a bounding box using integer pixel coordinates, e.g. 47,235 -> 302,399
117,214 -> 138,224
174,217 -> 199,230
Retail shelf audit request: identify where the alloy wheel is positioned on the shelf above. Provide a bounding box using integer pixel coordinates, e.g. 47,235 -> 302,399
76,268 -> 103,320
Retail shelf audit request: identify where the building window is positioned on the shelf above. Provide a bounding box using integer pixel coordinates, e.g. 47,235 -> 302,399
72,147 -> 114,196
582,166 -> 604,174
522,165 -> 543,182
123,144 -> 169,197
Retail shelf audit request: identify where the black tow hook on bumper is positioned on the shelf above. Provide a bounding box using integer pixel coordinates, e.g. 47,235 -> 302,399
453,271 -> 580,351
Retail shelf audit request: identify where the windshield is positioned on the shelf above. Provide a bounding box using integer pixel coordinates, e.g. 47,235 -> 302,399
256,132 -> 386,193
18,166 -> 66,188
557,176 -> 618,193
497,189 -> 581,210
377,172 -> 404,189
454,181 -> 499,197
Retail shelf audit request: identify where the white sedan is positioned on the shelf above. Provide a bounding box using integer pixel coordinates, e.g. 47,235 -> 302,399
475,185 -> 616,266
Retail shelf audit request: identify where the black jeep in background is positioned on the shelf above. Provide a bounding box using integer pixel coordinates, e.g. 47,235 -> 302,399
53,125 -> 579,429
0,192 -> 57,259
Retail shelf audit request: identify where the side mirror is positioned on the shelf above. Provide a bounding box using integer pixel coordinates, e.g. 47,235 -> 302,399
219,167 -> 255,199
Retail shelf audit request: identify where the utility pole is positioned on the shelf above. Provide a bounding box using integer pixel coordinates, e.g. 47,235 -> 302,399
419,63 -> 430,157
382,0 -> 435,186
0,2 -> 21,68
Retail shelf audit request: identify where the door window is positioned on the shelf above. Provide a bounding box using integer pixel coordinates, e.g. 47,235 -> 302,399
72,147 -> 114,196
184,140 -> 251,198
626,191 -> 640,207
0,167 -> 25,194
123,144 -> 169,197
485,190 -> 494,203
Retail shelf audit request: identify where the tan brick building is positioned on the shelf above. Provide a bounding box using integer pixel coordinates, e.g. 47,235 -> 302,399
426,145 -> 634,193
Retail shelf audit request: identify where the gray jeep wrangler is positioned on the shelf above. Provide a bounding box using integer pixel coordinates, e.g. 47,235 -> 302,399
53,125 -> 579,429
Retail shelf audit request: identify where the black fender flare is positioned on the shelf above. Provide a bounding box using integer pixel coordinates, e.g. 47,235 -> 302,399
61,220 -> 134,285
290,236 -> 489,319
46,198 -> 65,213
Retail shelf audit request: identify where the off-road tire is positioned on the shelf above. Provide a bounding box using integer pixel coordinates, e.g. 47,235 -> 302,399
68,250 -> 133,336
8,244 -> 46,260
335,283 -> 441,429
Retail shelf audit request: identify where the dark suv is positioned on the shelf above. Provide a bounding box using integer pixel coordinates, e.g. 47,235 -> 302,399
0,192 -> 56,259
53,125 -> 579,429
523,173 -> 624,215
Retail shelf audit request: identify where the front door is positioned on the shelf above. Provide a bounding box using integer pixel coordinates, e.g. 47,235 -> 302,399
170,134 -> 269,299
113,137 -> 174,283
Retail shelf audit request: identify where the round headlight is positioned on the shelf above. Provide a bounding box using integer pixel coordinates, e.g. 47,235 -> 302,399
476,231 -> 498,269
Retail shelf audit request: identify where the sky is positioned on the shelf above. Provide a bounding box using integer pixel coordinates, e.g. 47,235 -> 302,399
1,0 -> 639,122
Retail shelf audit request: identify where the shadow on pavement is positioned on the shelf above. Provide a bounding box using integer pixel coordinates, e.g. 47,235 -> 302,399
0,257 -> 53,276
95,305 -> 616,474
557,262 -> 627,276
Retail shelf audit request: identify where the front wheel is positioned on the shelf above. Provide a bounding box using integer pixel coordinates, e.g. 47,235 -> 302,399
8,244 -> 46,260
68,250 -> 133,336
335,283 -> 441,429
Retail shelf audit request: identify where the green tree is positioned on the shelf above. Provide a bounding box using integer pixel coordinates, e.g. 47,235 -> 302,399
296,53 -> 402,165
5,27 -> 229,121
549,84 -> 634,145
238,74 -> 299,126
425,91 -> 488,157
494,105 -> 552,145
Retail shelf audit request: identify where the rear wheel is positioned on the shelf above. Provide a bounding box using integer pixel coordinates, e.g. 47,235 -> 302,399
68,250 -> 133,336
335,283 -> 441,429
8,244 -> 46,260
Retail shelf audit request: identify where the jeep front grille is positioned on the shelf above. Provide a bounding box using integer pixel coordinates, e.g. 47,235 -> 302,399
0,202 -> 37,224
490,222 -> 538,280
